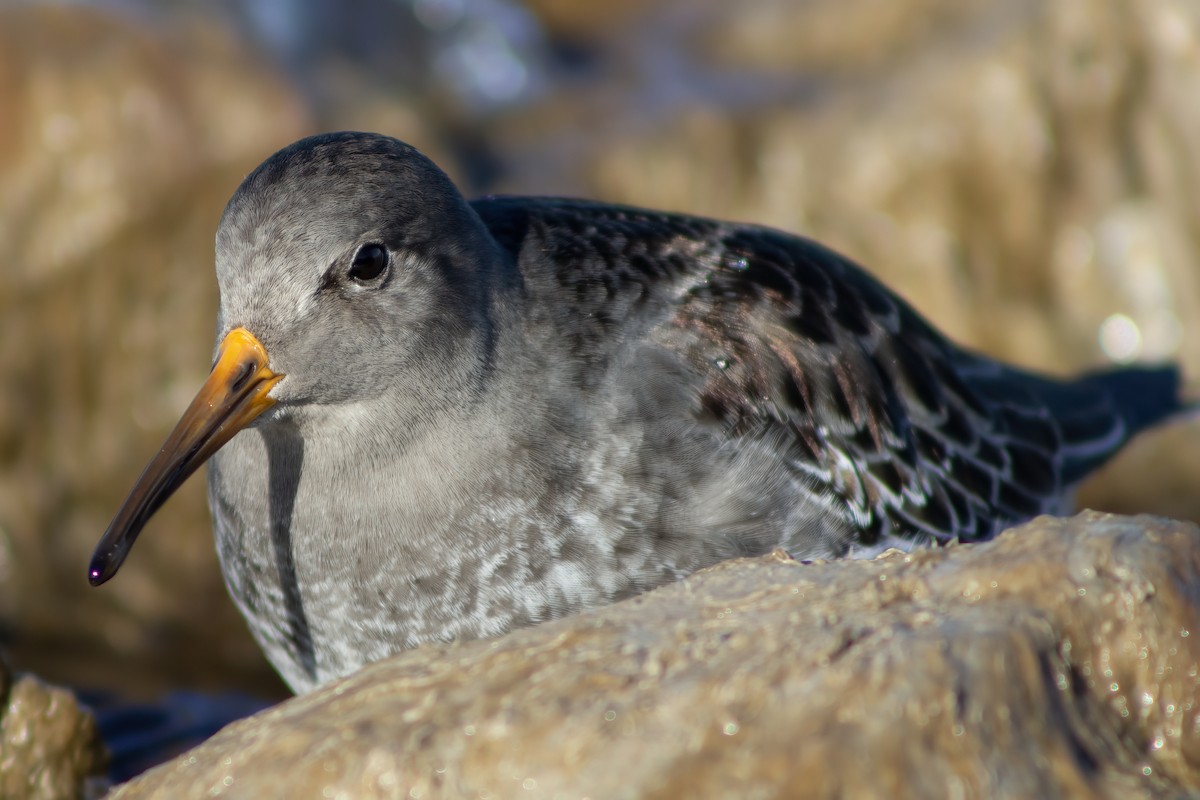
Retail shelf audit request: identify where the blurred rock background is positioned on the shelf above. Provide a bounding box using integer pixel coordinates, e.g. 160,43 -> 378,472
1,0 -> 1199,706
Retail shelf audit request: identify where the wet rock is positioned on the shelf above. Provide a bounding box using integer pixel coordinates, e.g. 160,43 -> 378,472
0,655 -> 108,799
108,513 -> 1200,799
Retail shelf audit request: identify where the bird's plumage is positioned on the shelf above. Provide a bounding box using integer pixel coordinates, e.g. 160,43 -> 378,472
92,132 -> 1186,693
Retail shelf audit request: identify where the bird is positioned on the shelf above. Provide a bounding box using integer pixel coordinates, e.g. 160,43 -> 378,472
89,131 -> 1186,694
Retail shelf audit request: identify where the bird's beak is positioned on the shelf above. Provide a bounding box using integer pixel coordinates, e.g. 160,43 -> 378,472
88,327 -> 283,586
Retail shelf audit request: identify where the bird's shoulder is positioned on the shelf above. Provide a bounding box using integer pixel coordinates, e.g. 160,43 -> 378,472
471,195 -> 728,291
471,195 -> 900,337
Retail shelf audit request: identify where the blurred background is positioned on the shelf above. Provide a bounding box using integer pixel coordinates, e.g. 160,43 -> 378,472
2,0 -> 1199,717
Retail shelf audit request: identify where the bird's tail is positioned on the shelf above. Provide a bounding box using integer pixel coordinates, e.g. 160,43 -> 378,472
1052,365 -> 1187,484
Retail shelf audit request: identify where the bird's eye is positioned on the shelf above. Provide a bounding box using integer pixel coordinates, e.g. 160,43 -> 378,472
348,243 -> 389,283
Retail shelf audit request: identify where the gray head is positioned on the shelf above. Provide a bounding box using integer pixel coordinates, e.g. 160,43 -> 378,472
89,132 -> 505,584
217,131 -> 503,414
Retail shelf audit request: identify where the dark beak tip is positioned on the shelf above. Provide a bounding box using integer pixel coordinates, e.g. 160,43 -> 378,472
87,553 -> 116,587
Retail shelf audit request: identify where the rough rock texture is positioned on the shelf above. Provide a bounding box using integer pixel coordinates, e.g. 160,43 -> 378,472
108,513 -> 1200,799
0,655 -> 108,799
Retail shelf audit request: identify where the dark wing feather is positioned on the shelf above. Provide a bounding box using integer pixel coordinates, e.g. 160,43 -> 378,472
473,197 -> 1182,552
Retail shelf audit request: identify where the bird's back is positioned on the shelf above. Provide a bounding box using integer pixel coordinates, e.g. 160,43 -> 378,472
473,196 -> 1185,556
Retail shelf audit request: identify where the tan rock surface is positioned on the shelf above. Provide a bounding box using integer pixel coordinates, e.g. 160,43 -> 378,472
107,513 -> 1200,799
0,655 -> 108,799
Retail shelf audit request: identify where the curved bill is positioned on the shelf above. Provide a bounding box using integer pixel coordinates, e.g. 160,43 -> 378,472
88,327 -> 283,586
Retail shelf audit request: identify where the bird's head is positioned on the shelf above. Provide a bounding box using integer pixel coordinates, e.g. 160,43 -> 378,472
88,132 -> 502,585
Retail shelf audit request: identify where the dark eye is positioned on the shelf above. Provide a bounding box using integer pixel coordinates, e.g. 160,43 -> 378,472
348,243 -> 389,283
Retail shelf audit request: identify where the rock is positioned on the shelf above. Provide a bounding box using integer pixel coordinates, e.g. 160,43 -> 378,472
0,654 -> 108,799
106,513 -> 1200,799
